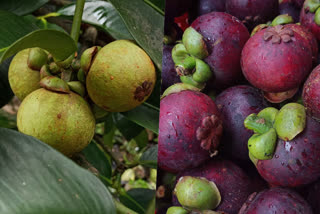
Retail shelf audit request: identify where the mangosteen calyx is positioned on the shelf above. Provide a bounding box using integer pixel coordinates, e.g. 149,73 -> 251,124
196,114 -> 223,155
263,25 -> 294,44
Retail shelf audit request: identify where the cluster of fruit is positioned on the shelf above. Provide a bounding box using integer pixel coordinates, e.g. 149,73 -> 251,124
158,0 -> 320,213
9,40 -> 156,156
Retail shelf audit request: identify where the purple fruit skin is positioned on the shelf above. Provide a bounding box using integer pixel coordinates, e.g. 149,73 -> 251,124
239,187 -> 313,214
293,0 -> 304,8
300,1 -> 320,41
174,160 -> 254,214
256,116 -> 320,187
279,0 -> 300,22
307,180 -> 320,214
161,45 -> 181,93
158,90 -> 221,173
226,0 -> 279,29
191,12 -> 250,89
215,85 -> 268,161
197,0 -> 226,16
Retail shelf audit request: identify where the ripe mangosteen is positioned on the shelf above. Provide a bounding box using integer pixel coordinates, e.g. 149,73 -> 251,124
241,24 -> 313,103
303,64 -> 320,120
225,0 -> 279,30
239,188 -> 313,214
300,0 -> 320,41
158,84 -> 223,173
172,12 -> 250,90
215,85 -> 268,162
196,0 -> 226,16
174,160 -> 255,214
161,45 -> 181,93
279,0 -> 301,22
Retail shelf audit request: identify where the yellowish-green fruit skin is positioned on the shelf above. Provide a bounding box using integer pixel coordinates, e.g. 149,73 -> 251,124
8,49 -> 40,100
86,40 -> 156,112
17,88 -> 95,156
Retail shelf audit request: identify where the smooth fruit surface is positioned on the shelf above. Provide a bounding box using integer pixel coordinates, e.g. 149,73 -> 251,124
8,49 -> 41,100
158,89 -> 222,173
86,40 -> 156,112
17,88 -> 95,156
239,188 -> 313,214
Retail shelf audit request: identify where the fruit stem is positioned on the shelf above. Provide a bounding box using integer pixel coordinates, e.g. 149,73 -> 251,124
114,199 -> 139,214
70,0 -> 85,43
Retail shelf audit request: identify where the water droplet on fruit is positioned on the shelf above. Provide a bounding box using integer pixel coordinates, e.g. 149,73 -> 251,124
275,154 -> 279,158
285,141 -> 292,152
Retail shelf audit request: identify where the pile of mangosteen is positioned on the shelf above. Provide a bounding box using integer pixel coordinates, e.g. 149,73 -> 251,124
157,0 -> 320,213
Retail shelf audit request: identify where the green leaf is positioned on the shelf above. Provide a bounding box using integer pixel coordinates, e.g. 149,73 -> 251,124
113,113 -> 144,141
0,29 -> 77,63
58,1 -> 133,40
121,103 -> 159,134
0,0 -> 48,16
23,15 -> 66,32
0,110 -> 16,129
134,129 -> 149,149
127,188 -> 156,211
81,141 -> 112,179
108,0 -> 164,70
0,57 -> 14,108
119,190 -> 145,214
139,145 -> 158,169
0,10 -> 39,52
144,0 -> 165,14
0,128 -> 116,214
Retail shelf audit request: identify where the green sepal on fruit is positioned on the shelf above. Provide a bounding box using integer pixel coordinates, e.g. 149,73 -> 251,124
248,128 -> 277,160
172,43 -> 196,75
251,24 -> 269,36
244,114 -> 273,134
166,206 -> 189,214
245,103 -> 307,161
192,59 -> 212,83
17,88 -> 96,156
273,103 -> 306,141
86,40 -> 156,112
174,176 -> 221,211
161,83 -> 200,99
8,48 -> 41,100
180,75 -> 206,89
67,81 -> 86,97
40,64 -> 52,79
304,0 -> 320,13
182,27 -> 209,59
271,14 -> 294,26
77,69 -> 86,83
81,46 -> 101,74
27,47 -> 48,71
40,76 -> 70,93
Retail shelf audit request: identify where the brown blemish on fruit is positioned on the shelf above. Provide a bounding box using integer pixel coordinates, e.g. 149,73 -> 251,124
57,113 -> 61,119
263,25 -> 294,44
134,81 -> 153,102
110,76 -> 114,80
196,115 -> 223,154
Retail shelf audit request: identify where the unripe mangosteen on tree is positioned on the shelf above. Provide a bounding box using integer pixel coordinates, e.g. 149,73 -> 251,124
8,48 -> 48,101
85,40 -> 156,112
158,83 -> 223,173
241,24 -> 314,103
239,188 -> 313,214
172,12 -> 250,90
17,76 -> 95,157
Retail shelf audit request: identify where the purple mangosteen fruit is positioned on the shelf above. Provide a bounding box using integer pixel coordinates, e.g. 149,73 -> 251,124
279,0 -> 301,22
158,83 -> 223,173
300,0 -> 320,41
239,187 -> 313,214
173,160 -> 256,214
303,64 -> 320,120
306,179 -> 320,214
245,103 -> 320,187
172,12 -> 250,90
196,0 -> 226,16
215,85 -> 268,162
294,0 -> 305,8
241,24 -> 313,103
161,45 -> 181,93
225,0 -> 279,30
